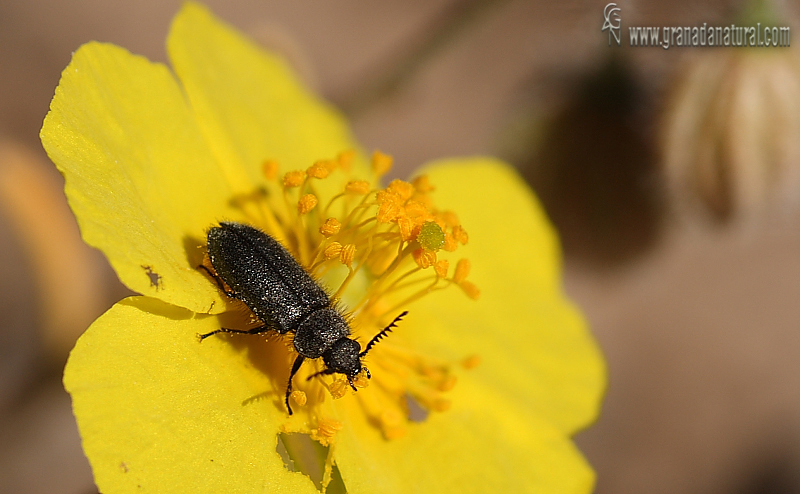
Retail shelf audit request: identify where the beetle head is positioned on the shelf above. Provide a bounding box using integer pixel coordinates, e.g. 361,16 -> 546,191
317,337 -> 364,387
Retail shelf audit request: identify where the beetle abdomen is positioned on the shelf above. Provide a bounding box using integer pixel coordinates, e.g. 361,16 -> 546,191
207,222 -> 330,332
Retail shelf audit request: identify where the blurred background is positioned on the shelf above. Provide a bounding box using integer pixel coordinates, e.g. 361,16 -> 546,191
2,0 -> 800,492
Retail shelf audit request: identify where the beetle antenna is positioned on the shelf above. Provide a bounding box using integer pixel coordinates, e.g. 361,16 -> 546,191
360,311 -> 408,358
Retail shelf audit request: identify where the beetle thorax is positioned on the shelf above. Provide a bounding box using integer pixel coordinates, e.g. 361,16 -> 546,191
293,307 -> 350,359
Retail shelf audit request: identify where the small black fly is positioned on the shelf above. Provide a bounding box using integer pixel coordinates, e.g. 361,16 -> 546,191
198,222 -> 406,414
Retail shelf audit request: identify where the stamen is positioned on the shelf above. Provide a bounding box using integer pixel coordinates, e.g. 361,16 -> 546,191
337,150 -> 355,171
442,232 -> 458,252
412,248 -> 437,269
371,150 -> 393,177
345,180 -> 371,195
376,195 -> 402,223
291,390 -> 308,407
462,355 -> 482,369
411,174 -> 434,193
438,375 -> 457,392
453,259 -> 470,283
311,418 -> 343,446
262,159 -> 279,181
387,179 -> 415,201
403,200 -> 429,220
408,381 -> 451,412
297,194 -> 318,215
440,211 -> 460,227
379,409 -> 407,439
283,170 -> 306,188
353,373 -> 369,389
323,242 -> 342,260
307,161 -> 331,179
319,218 -> 341,237
339,244 -> 356,268
459,280 -> 480,300
452,225 -> 469,245
434,260 -> 449,279
397,216 -> 414,241
329,379 -> 348,399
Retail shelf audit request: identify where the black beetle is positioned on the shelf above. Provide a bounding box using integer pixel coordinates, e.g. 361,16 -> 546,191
198,222 -> 406,414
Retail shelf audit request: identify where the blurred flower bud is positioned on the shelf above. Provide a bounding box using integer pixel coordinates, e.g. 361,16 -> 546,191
662,7 -> 800,224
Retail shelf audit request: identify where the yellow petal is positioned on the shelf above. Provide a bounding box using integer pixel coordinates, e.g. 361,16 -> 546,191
64,297 -> 318,494
41,42 -> 237,314
167,2 -> 369,200
408,158 -> 606,434
335,374 -> 595,493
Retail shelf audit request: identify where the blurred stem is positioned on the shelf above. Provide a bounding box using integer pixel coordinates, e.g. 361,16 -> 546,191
337,0 -> 511,117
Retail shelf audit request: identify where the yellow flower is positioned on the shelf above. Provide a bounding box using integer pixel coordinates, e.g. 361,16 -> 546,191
42,3 -> 605,493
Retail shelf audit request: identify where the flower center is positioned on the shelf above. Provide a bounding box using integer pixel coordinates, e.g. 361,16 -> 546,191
229,150 -> 479,444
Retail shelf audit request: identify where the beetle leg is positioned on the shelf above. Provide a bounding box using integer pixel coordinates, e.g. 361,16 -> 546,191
285,354 -> 306,415
305,368 -> 335,381
198,264 -> 238,299
198,324 -> 272,340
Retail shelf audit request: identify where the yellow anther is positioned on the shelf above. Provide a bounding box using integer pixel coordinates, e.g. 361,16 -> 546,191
421,364 -> 445,380
283,170 -> 306,188
434,259 -> 449,278
371,150 -> 393,176
432,398 -> 451,412
307,161 -> 331,179
412,174 -> 434,193
337,149 -> 355,170
329,379 -> 348,399
397,216 -> 415,241
262,159 -> 279,181
438,375 -> 457,392
442,232 -> 458,252
353,372 -> 369,388
404,200 -> 429,220
413,248 -> 437,269
297,194 -> 318,214
345,180 -> 371,195
462,354 -> 482,369
453,259 -> 470,283
317,418 -> 344,437
440,211 -> 460,227
459,280 -> 480,300
380,408 -> 404,429
452,225 -> 469,245
319,218 -> 341,237
388,179 -> 415,201
290,390 -> 307,407
312,418 -> 345,445
383,426 -> 408,440
324,242 -> 343,260
376,197 -> 401,223
340,244 -> 356,267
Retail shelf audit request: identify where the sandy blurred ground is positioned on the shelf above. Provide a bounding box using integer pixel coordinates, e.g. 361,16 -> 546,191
1,1 -> 800,493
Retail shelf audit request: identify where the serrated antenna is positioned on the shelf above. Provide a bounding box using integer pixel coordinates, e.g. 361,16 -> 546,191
360,311 -> 408,358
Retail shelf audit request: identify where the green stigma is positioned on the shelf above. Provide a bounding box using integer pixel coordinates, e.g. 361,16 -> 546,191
418,221 -> 445,251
